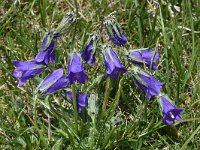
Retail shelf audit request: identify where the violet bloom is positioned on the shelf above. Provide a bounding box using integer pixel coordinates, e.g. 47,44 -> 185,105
13,60 -> 47,86
105,20 -> 127,46
35,33 -> 59,65
103,45 -> 127,79
133,70 -> 164,101
65,90 -> 88,112
39,68 -> 69,94
128,50 -> 160,70
68,52 -> 87,84
159,95 -> 184,125
81,34 -> 99,65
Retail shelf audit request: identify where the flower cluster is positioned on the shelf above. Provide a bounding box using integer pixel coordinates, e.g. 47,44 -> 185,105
128,54 -> 183,125
13,12 -> 88,112
13,12 -> 183,125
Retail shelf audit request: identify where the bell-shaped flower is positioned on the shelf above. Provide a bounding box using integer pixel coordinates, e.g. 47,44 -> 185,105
105,19 -> 127,46
81,34 -> 99,65
128,49 -> 160,70
68,52 -> 87,84
103,45 -> 127,79
39,68 -> 69,94
35,33 -> 58,65
132,67 -> 164,101
157,94 -> 184,125
65,90 -> 88,112
13,60 -> 47,86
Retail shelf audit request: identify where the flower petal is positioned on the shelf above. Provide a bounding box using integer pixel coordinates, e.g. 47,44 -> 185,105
39,68 -> 63,90
43,76 -> 69,94
68,52 -> 87,84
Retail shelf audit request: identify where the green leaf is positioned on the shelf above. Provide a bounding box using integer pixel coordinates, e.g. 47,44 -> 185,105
52,138 -> 63,150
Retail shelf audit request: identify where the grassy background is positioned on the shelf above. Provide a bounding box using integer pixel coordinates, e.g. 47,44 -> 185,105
0,0 -> 200,149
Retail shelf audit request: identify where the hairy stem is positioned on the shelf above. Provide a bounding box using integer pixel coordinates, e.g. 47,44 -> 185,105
72,84 -> 78,134
101,77 -> 111,116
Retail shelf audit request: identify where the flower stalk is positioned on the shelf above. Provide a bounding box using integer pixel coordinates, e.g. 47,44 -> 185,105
72,84 -> 78,134
101,77 -> 111,117
33,90 -> 49,149
108,78 -> 123,119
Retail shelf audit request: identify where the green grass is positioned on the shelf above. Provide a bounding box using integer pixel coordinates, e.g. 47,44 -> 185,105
0,0 -> 200,149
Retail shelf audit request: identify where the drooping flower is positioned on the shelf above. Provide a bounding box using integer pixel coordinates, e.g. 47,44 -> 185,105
39,68 -> 69,94
128,49 -> 160,70
35,33 -> 58,65
81,34 -> 99,65
55,11 -> 76,35
103,45 -> 127,79
157,94 -> 184,125
105,18 -> 127,46
13,60 -> 47,86
36,12 -> 76,65
68,52 -> 87,84
65,90 -> 88,112
132,67 -> 164,101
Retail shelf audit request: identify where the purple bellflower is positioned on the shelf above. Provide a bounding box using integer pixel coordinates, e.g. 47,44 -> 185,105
39,68 -> 69,94
36,12 -> 76,65
128,49 -> 160,70
103,45 -> 127,79
68,52 -> 87,84
105,19 -> 127,46
13,60 -> 47,86
65,90 -> 88,112
132,67 -> 164,101
158,94 -> 184,125
81,34 -> 99,65
35,33 -> 59,65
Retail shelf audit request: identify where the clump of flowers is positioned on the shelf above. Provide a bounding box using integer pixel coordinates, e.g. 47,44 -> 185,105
13,10 -> 183,128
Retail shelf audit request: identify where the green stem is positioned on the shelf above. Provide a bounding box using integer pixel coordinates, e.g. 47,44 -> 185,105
72,84 -> 78,134
74,0 -> 78,16
108,79 -> 123,119
71,0 -> 79,47
101,77 -> 111,116
134,0 -> 143,46
33,91 -> 37,123
33,90 -> 49,149
159,6 -> 169,92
